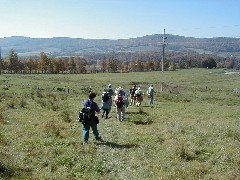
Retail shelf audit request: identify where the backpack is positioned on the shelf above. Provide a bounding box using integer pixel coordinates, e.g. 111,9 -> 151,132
136,90 -> 142,97
148,87 -> 154,95
130,88 -> 136,96
116,94 -> 124,108
102,92 -> 109,102
105,88 -> 114,96
79,100 -> 92,122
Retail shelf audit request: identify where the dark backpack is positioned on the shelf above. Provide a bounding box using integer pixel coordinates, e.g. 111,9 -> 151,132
116,94 -> 124,108
105,88 -> 114,96
136,92 -> 141,97
130,88 -> 136,96
102,92 -> 109,102
79,100 -> 92,122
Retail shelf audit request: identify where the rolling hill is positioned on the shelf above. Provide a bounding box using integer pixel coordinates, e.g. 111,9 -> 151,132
0,34 -> 240,58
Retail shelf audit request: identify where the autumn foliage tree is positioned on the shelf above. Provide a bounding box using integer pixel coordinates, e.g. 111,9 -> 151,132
2,48 -> 240,74
38,52 -> 49,73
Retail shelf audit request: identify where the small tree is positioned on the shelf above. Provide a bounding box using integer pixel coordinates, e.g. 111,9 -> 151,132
7,49 -> 19,73
202,57 -> 217,69
38,52 -> 49,73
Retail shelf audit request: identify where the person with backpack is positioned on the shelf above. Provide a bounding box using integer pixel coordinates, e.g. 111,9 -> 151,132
104,84 -> 114,96
101,91 -> 111,119
129,85 -> 137,106
81,92 -> 101,143
147,84 -> 155,105
114,87 -> 127,121
104,84 -> 114,113
135,87 -> 143,107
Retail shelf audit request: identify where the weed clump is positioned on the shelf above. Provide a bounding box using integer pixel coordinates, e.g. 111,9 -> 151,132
43,120 -> 61,137
0,132 -> 6,145
0,110 -> 4,124
36,90 -> 44,98
20,97 -> 27,108
61,110 -> 71,123
7,99 -> 17,109
50,101 -> 58,111
36,99 -> 47,108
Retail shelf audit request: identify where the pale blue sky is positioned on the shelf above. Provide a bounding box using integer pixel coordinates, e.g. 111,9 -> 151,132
0,0 -> 239,39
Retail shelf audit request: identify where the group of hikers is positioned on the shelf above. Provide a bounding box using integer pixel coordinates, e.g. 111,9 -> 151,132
78,83 -> 155,143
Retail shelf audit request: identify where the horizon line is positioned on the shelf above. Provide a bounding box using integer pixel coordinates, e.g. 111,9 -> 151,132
0,34 -> 240,40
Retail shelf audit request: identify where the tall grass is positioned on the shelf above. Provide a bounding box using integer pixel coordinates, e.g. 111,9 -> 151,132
0,69 -> 240,179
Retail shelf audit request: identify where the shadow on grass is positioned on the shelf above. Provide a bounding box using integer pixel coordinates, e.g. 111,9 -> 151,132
125,110 -> 153,125
97,140 -> 138,149
0,162 -> 14,179
132,119 -> 154,125
140,105 -> 153,107
125,111 -> 149,116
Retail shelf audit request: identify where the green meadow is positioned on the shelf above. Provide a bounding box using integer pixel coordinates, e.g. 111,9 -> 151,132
0,68 -> 240,179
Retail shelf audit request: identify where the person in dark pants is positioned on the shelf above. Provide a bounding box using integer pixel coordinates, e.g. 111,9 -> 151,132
101,91 -> 111,119
147,84 -> 155,105
129,85 -> 137,106
81,92 -> 101,143
104,84 -> 114,113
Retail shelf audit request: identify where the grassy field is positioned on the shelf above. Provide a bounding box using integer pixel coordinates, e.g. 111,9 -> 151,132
0,69 -> 240,179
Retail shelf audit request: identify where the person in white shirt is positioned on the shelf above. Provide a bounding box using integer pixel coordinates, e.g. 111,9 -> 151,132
135,87 -> 143,107
147,84 -> 155,105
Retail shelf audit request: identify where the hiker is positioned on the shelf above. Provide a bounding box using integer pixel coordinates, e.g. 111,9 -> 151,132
104,84 -> 114,96
101,91 -> 111,119
81,92 -> 101,143
114,87 -> 127,121
104,84 -> 114,113
135,87 -> 143,107
129,85 -> 137,106
88,86 -> 92,94
124,90 -> 129,109
114,87 -> 119,95
147,84 -> 155,105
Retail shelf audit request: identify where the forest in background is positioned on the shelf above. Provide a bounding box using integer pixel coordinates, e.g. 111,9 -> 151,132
0,48 -> 239,74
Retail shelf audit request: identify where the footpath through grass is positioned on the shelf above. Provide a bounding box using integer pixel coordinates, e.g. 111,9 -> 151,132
0,68 -> 240,179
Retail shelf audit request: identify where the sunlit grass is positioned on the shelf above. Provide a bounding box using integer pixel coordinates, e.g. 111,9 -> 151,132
0,68 -> 240,179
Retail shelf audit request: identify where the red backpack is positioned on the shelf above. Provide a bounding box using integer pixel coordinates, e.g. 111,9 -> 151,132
116,94 -> 124,108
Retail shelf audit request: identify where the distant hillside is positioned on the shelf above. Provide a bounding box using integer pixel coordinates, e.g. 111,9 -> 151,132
0,35 -> 240,58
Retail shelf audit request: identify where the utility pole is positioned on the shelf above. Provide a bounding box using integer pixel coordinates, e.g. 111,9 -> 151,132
161,29 -> 167,91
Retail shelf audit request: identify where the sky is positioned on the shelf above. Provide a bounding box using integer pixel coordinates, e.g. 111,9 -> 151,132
0,0 -> 239,39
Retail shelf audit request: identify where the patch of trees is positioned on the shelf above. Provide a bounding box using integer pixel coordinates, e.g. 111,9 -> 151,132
0,49 -> 239,74
202,57 -> 217,69
0,49 -> 87,74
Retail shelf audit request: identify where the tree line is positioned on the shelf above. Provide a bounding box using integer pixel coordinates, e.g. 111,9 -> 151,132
0,49 -> 239,74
